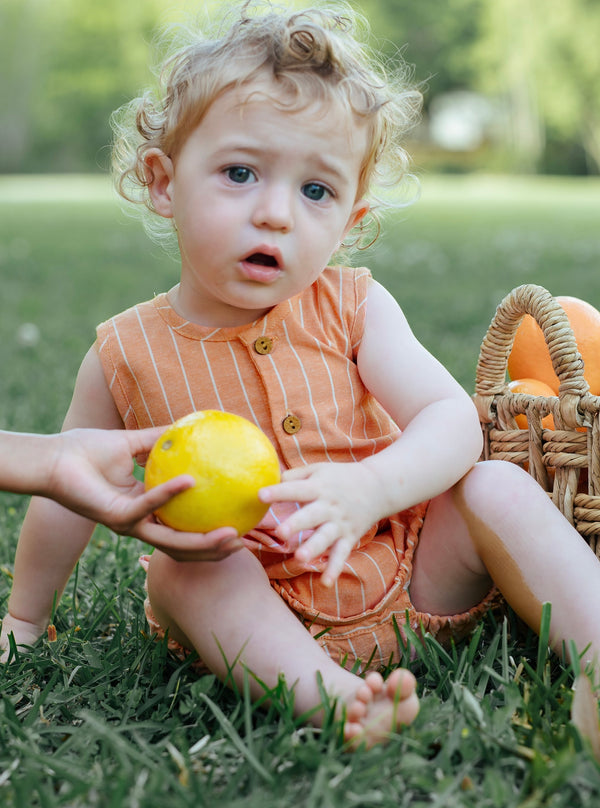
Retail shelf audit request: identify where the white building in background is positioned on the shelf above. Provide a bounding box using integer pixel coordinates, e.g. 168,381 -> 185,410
428,91 -> 501,152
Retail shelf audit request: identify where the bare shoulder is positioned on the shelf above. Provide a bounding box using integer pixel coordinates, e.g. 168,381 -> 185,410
358,279 -> 469,427
357,279 -> 420,380
362,279 -> 412,335
63,346 -> 123,430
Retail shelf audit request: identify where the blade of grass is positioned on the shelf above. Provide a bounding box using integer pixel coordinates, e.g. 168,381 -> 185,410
198,693 -> 274,784
536,602 -> 552,681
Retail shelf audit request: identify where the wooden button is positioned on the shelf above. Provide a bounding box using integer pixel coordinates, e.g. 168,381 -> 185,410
253,336 -> 273,355
282,414 -> 301,434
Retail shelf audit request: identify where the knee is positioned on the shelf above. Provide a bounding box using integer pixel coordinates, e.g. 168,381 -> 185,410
146,551 -> 187,619
147,547 -> 270,604
147,550 -> 180,599
457,460 -> 542,513
462,458 -> 530,487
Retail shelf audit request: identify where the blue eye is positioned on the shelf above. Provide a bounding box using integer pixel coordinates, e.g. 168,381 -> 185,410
302,183 -> 330,201
226,166 -> 254,183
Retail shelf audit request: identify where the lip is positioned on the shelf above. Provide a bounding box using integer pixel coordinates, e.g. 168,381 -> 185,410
239,245 -> 284,284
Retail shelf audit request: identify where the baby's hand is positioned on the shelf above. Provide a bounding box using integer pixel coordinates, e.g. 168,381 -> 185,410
259,462 -> 387,586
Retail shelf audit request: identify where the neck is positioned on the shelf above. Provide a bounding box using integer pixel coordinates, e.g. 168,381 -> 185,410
167,284 -> 272,328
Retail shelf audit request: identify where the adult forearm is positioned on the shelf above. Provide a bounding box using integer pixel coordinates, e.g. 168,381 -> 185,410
0,431 -> 59,496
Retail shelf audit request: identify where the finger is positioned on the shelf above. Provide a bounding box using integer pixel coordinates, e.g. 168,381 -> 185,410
258,465 -> 317,502
118,475 -> 196,526
321,538 -> 355,587
259,479 -> 319,504
275,501 -> 331,539
123,426 -> 172,455
166,535 -> 244,562
143,475 -> 196,505
167,548 -> 238,562
153,539 -> 243,563
280,465 -> 318,481
294,522 -> 340,562
135,523 -> 241,551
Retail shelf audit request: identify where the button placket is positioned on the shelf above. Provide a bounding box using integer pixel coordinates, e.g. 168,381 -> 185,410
243,326 -> 304,465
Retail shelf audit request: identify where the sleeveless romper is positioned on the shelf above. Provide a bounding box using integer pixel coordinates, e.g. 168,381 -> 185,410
97,267 -> 493,670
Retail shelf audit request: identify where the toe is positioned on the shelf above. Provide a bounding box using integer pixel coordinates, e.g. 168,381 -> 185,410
346,698 -> 368,723
355,682 -> 374,705
387,668 -> 417,700
363,671 -> 384,696
398,691 -> 420,726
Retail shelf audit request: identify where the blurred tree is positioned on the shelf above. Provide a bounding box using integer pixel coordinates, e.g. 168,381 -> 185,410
539,0 -> 600,173
350,0 -> 483,99
0,0 -> 48,171
357,0 -> 599,173
1,0 -> 162,173
473,0 -> 545,171
1,0 -> 597,174
474,0 -> 599,172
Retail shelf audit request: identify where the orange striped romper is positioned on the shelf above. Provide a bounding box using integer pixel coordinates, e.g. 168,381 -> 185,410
96,266 -> 493,671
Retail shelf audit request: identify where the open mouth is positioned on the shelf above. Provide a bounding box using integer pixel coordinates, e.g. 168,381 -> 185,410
245,252 -> 280,268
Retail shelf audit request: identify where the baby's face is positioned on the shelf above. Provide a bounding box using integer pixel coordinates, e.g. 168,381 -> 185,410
158,78 -> 370,327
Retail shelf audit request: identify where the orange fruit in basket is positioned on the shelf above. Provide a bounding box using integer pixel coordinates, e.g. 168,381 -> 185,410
144,410 -> 281,535
507,378 -> 556,429
508,296 -> 600,395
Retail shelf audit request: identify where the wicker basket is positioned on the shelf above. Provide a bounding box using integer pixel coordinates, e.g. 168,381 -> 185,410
472,283 -> 600,556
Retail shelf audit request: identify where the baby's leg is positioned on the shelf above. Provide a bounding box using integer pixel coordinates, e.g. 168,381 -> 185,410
411,460 -> 600,675
147,548 -> 419,747
1,497 -> 96,660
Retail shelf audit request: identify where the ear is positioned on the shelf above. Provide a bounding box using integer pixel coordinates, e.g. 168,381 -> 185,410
145,149 -> 175,219
343,199 -> 370,238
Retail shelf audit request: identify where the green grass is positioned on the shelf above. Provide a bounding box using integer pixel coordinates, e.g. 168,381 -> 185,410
1,173 -> 600,806
374,174 -> 600,389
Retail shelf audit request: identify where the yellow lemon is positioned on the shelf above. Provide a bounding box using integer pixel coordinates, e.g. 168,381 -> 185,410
145,410 -> 281,535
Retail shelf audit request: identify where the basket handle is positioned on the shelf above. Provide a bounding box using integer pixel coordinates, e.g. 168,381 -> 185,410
474,284 -> 588,428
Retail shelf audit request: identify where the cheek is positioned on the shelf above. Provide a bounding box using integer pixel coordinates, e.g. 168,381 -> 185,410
177,197 -> 231,238
304,218 -> 350,260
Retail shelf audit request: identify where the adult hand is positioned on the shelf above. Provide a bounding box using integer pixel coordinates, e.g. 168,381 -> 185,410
46,426 -> 243,561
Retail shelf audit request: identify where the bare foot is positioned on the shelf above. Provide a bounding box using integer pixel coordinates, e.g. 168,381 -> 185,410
342,669 -> 419,749
0,614 -> 46,662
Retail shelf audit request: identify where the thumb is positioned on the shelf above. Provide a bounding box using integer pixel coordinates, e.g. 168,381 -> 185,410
123,426 -> 171,456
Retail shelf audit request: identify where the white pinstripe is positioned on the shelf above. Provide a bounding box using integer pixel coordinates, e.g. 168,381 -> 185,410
265,351 -> 308,465
343,560 -> 367,612
168,328 -> 197,412
282,319 -> 333,462
111,316 -> 155,425
135,308 -> 175,422
226,342 -> 261,427
199,341 -> 225,411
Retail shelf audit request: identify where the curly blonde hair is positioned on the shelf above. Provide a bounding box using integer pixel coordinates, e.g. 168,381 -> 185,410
111,1 -> 421,249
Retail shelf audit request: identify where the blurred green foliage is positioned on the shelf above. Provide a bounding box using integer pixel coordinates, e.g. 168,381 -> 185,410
1,0 -> 161,172
359,0 -> 600,174
1,0 -> 599,175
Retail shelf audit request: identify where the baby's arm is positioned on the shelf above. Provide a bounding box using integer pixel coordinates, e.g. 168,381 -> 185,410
260,279 -> 483,584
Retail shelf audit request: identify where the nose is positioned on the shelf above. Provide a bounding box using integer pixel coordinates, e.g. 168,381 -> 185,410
252,183 -> 294,233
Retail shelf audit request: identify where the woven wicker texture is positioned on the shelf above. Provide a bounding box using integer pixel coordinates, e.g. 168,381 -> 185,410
473,284 -> 600,554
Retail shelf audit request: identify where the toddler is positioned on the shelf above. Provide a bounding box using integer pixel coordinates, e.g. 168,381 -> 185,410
4,1 -> 600,747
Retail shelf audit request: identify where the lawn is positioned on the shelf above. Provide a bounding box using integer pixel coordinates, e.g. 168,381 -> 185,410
1,173 -> 600,807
